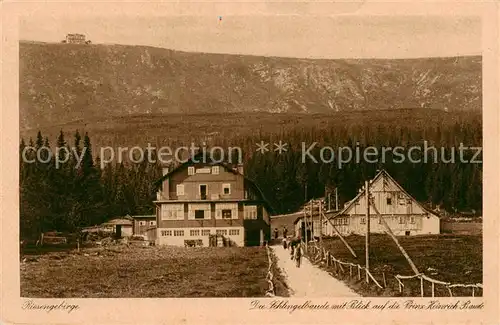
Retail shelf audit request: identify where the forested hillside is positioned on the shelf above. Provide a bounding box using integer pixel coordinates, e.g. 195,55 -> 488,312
19,110 -> 482,239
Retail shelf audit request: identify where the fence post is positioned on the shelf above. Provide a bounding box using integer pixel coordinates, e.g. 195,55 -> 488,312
472,287 -> 475,297
358,265 -> 361,280
431,282 -> 435,297
383,272 -> 387,288
350,265 -> 353,278
420,277 -> 424,297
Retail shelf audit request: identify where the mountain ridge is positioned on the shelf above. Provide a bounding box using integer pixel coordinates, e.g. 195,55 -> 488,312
19,41 -> 482,130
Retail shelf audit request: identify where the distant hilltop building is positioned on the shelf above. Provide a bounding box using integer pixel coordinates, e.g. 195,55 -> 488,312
62,33 -> 91,44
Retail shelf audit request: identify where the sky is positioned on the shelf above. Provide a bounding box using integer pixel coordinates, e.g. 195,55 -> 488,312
19,15 -> 481,59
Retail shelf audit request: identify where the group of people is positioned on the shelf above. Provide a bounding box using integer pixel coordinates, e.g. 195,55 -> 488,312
273,227 -> 288,240
282,235 -> 303,268
273,226 -> 303,268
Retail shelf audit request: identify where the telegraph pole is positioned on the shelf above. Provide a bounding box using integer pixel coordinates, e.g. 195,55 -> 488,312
365,181 -> 370,283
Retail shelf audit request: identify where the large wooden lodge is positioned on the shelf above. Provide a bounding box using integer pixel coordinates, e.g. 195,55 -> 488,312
152,153 -> 273,247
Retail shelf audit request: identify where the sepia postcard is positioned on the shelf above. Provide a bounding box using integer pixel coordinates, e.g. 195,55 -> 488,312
1,1 -> 499,324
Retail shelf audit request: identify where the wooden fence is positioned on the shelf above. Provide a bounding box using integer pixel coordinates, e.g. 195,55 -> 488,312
265,244 -> 276,297
305,242 -> 482,297
395,273 -> 483,297
306,243 -> 383,289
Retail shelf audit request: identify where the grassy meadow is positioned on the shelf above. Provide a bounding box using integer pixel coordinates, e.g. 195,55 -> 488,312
311,234 -> 482,297
20,245 -> 288,298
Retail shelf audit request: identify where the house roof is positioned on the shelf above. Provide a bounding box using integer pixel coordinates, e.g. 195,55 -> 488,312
271,211 -> 304,219
272,197 -> 326,225
329,169 -> 436,220
152,151 -> 275,214
102,218 -> 133,226
129,214 -> 156,219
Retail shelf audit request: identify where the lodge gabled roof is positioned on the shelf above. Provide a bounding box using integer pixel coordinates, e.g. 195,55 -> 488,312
329,169 -> 436,220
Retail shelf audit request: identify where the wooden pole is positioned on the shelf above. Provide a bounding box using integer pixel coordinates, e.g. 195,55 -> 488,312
309,200 -> 314,240
327,187 -> 331,211
365,181 -> 370,283
319,200 -> 323,245
322,211 -> 357,257
303,210 -> 308,249
369,199 -> 420,276
335,187 -> 339,211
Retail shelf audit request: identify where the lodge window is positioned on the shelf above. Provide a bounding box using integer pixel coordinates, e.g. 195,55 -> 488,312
216,229 -> 228,236
139,221 -> 146,226
222,209 -> 232,219
176,184 -> 185,196
195,210 -> 205,219
161,230 -> 172,236
188,204 -> 211,219
149,221 -> 156,226
202,229 -> 211,236
174,230 -> 184,236
212,166 -> 220,175
244,205 -> 257,219
410,216 -> 415,224
199,184 -> 208,200
222,183 -> 231,195
188,167 -> 195,175
387,197 -> 392,205
161,204 -> 184,220
190,229 -> 200,236
216,203 -> 238,219
229,229 -> 239,236
399,217 -> 404,224
360,217 -> 366,224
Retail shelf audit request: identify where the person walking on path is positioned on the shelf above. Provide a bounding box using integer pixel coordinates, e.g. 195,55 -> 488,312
269,244 -> 360,297
290,238 -> 297,260
274,228 -> 278,240
294,240 -> 303,268
283,226 -> 288,239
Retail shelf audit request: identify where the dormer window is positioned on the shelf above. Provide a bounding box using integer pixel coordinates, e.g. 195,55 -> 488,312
188,167 -> 195,175
212,166 -> 220,175
386,197 -> 392,205
222,183 -> 231,195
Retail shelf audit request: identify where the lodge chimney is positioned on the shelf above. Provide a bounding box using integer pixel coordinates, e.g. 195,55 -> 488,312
237,163 -> 244,175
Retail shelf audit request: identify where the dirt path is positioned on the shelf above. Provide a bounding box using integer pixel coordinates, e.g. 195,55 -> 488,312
271,245 -> 360,297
